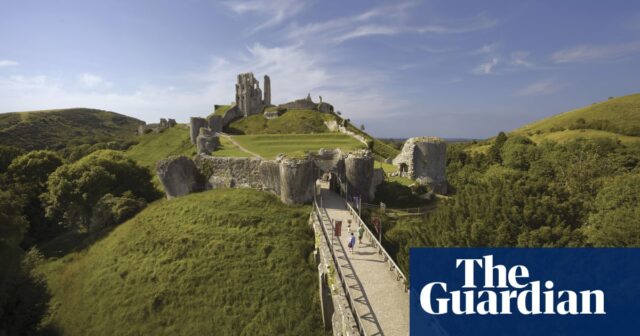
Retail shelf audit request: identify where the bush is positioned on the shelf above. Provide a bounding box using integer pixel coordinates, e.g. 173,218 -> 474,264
43,150 -> 161,230
90,193 -> 147,232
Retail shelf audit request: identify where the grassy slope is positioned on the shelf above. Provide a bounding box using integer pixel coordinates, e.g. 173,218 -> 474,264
226,110 -> 334,135
38,189 -> 324,336
514,93 -> 640,137
126,126 -> 195,169
232,133 -> 365,159
210,105 -> 231,117
0,108 -> 142,150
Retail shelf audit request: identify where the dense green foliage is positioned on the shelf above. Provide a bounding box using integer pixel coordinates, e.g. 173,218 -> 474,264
8,151 -> 65,245
0,145 -> 24,173
380,134 -> 640,274
43,150 -> 161,230
226,110 -> 334,135
38,189 -> 324,335
0,108 -> 142,151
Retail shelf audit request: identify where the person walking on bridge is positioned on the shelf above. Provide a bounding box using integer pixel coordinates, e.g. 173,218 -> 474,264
357,224 -> 364,246
348,233 -> 356,253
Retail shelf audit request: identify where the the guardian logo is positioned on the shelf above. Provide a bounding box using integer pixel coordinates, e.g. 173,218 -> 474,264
420,255 -> 606,316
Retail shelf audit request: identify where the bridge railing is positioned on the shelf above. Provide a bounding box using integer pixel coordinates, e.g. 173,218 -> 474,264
344,201 -> 408,290
312,199 -> 368,336
333,175 -> 409,290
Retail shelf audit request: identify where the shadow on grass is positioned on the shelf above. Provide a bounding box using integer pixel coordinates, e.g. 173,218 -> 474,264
38,225 -> 117,259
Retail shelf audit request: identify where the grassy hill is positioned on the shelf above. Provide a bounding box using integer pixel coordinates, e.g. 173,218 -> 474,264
126,126 -> 195,169
226,110 -> 335,135
514,93 -> 640,138
0,108 -> 143,150
37,189 -> 324,335
232,133 -> 365,159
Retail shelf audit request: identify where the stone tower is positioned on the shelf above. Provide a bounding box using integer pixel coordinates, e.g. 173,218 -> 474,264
235,72 -> 270,117
263,75 -> 271,106
392,137 -> 447,194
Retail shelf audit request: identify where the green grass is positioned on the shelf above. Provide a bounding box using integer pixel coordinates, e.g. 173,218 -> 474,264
210,105 -> 232,117
126,126 -> 195,169
37,189 -> 324,336
0,108 -> 142,150
211,136 -> 253,158
514,93 -> 640,136
226,110 -> 335,135
376,161 -> 413,186
232,133 -> 365,159
528,129 -> 640,145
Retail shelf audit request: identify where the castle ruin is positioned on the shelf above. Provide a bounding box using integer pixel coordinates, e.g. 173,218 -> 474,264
392,137 -> 447,193
235,73 -> 271,117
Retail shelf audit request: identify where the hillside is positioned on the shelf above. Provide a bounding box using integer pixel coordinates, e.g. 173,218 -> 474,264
226,110 -> 335,135
514,93 -> 640,139
0,108 -> 143,150
37,189 -> 324,335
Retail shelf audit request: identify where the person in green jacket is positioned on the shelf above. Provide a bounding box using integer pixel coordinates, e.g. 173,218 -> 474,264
357,224 -> 365,245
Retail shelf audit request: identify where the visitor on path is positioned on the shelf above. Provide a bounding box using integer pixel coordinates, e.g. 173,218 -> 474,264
357,224 -> 365,245
347,219 -> 353,235
348,233 -> 356,253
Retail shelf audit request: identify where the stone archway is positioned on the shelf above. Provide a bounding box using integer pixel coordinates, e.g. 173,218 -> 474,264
399,163 -> 408,177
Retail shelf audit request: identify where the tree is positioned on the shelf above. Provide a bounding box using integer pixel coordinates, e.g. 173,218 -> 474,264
43,150 -> 160,230
583,172 -> 640,247
0,145 -> 24,173
7,151 -> 64,245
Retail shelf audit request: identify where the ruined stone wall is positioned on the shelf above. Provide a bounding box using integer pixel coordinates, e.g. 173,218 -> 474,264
221,105 -> 242,128
278,98 -> 317,110
207,115 -> 223,133
263,75 -> 271,106
157,150 -> 382,205
137,118 -> 177,135
392,137 -> 447,194
189,117 -> 207,144
156,156 -> 204,199
345,151 -> 375,202
235,73 -> 264,117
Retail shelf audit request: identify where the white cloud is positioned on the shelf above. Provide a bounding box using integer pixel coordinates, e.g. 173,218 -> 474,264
552,41 -> 640,63
510,51 -> 534,68
285,2 -> 497,45
0,43 -> 407,124
334,25 -> 401,43
472,57 -> 499,75
0,60 -> 19,67
417,15 -> 498,34
471,43 -> 498,55
222,0 -> 307,33
78,73 -> 105,87
516,80 -> 563,96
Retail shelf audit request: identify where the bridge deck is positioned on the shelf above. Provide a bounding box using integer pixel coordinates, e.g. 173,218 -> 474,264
319,187 -> 409,336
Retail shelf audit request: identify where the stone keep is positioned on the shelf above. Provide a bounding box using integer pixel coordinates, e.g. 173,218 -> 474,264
392,137 -> 447,194
235,72 -> 269,117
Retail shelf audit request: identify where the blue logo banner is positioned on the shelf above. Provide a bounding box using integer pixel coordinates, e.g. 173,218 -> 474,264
410,248 -> 640,336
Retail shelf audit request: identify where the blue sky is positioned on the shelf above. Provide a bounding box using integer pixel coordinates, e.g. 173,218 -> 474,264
1,0 -> 639,138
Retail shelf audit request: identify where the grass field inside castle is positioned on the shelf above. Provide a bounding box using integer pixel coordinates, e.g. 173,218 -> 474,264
37,188 -> 325,335
231,133 -> 366,159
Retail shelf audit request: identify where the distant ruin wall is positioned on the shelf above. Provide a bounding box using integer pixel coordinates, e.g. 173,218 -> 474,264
392,137 -> 447,194
278,98 -> 317,110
